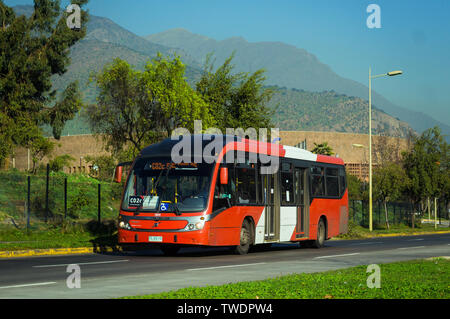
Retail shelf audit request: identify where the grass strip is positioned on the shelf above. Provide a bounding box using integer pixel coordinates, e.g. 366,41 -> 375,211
337,221 -> 450,240
123,259 -> 450,299
0,220 -> 117,251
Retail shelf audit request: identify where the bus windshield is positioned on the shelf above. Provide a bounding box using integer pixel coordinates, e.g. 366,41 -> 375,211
121,157 -> 214,213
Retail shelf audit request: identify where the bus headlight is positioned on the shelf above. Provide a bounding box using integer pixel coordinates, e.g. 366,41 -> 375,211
195,221 -> 205,230
119,221 -> 131,230
185,221 -> 204,231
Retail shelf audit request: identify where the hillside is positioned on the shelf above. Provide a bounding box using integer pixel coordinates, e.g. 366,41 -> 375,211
146,29 -> 450,137
269,88 -> 413,137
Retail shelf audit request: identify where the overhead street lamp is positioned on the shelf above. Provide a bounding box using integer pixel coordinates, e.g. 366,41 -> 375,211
352,143 -> 368,183
368,68 -> 402,231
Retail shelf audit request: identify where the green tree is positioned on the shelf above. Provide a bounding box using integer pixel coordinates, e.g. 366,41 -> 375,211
346,173 -> 364,200
30,136 -> 55,173
436,133 -> 450,205
402,126 -> 448,228
48,154 -> 75,172
84,155 -> 116,181
196,53 -> 274,134
141,54 -> 214,135
311,142 -> 334,156
373,162 -> 409,229
0,1 -> 88,164
85,56 -> 214,159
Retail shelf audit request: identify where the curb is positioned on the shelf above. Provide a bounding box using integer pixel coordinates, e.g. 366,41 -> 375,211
333,230 -> 450,240
0,246 -> 120,259
373,230 -> 450,238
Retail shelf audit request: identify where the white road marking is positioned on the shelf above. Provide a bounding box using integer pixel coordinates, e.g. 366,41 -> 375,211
33,259 -> 129,268
350,242 -> 383,246
396,246 -> 426,250
407,238 -> 424,241
187,262 -> 267,271
0,282 -> 56,289
314,253 -> 360,259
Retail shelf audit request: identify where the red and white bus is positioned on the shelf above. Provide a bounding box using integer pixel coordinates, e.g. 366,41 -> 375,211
116,134 -> 348,255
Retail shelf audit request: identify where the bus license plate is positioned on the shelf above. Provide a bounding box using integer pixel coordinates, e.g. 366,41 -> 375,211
148,236 -> 163,242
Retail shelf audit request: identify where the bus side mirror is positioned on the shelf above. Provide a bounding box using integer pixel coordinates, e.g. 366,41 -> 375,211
114,166 -> 123,183
220,167 -> 228,185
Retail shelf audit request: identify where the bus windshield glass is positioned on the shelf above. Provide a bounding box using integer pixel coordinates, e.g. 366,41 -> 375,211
121,157 -> 214,213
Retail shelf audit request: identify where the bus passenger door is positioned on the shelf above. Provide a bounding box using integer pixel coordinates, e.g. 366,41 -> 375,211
263,171 -> 280,241
294,168 -> 309,238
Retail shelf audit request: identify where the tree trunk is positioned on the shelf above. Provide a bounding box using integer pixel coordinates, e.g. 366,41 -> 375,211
384,200 -> 390,230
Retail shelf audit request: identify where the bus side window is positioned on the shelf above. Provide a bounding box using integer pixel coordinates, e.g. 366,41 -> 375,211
294,169 -> 301,205
281,162 -> 294,205
339,167 -> 347,197
213,164 -> 236,211
325,167 -> 339,197
236,161 -> 257,204
311,166 -> 325,197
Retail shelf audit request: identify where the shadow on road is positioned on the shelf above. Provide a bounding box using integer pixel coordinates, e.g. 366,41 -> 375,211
91,240 -> 319,258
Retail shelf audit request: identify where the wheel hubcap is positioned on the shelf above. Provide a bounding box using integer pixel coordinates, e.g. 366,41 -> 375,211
241,228 -> 250,245
318,223 -> 325,243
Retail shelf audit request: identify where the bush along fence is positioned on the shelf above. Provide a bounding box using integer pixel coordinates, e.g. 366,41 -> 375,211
0,166 -> 123,229
349,199 -> 449,228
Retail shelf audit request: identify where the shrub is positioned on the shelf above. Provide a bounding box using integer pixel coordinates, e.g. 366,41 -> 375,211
49,154 -> 75,172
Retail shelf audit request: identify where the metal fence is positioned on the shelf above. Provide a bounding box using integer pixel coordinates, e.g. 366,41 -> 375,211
0,167 -> 123,229
349,199 -> 449,227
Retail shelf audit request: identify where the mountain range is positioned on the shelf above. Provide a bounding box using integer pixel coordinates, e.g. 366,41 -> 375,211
12,5 -> 448,140
146,28 -> 449,138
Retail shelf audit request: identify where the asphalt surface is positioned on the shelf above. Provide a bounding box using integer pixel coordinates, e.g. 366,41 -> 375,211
0,233 -> 449,299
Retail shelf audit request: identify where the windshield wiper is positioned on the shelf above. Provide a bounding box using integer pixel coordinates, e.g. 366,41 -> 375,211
133,199 -> 144,216
153,168 -> 166,191
173,202 -> 181,216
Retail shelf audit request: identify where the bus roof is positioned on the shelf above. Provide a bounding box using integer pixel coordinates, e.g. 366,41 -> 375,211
139,134 -> 242,158
138,134 -> 344,165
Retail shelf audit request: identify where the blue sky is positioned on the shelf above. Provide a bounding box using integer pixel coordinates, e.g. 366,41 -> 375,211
6,0 -> 450,125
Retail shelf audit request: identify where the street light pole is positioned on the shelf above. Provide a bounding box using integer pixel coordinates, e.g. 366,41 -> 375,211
368,68 -> 402,232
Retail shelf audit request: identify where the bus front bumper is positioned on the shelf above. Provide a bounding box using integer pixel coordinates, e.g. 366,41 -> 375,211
118,227 -> 211,246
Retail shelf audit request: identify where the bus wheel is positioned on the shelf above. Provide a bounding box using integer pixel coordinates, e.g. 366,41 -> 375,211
233,220 -> 252,255
302,218 -> 326,249
160,244 -> 180,256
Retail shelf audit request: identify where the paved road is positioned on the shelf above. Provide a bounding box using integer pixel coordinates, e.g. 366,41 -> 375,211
0,233 -> 449,298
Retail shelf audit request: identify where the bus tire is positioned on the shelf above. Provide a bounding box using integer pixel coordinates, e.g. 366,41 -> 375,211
233,220 -> 252,255
302,218 -> 326,249
160,244 -> 180,256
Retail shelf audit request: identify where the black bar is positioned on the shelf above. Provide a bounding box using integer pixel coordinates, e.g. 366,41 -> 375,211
45,163 -> 49,222
98,183 -> 101,224
27,175 -> 30,230
64,177 -> 67,219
